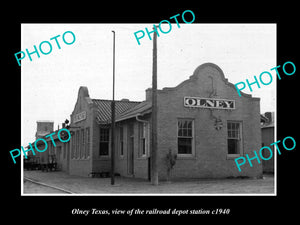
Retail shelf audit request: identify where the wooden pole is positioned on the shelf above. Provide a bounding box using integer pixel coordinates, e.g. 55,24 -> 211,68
111,30 -> 116,185
151,27 -> 158,185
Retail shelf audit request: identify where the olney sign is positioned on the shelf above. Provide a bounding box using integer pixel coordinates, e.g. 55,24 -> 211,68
73,111 -> 87,123
184,97 -> 235,110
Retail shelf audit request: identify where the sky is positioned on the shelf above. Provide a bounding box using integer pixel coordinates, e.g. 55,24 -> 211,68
21,23 -> 276,146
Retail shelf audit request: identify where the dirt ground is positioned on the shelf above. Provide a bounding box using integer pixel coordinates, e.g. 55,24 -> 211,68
23,179 -> 67,194
23,170 -> 275,195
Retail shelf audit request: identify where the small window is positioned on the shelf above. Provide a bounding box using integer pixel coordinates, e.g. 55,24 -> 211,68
139,123 -> 147,157
119,126 -> 124,156
81,129 -> 85,158
76,131 -> 79,158
71,133 -> 75,159
85,127 -> 90,158
63,143 -> 66,159
177,119 -> 194,155
227,121 -> 242,156
99,128 -> 109,156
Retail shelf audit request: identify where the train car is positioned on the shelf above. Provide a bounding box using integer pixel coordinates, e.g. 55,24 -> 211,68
41,154 -> 57,172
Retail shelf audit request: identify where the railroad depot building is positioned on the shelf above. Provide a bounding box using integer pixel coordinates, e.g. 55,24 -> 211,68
26,63 -> 262,179
66,63 -> 262,179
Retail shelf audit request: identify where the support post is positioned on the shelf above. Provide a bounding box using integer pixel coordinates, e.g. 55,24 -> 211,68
151,27 -> 158,185
111,31 -> 116,185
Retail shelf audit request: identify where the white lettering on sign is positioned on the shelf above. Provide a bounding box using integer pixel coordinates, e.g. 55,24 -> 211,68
184,97 -> 235,110
73,111 -> 87,123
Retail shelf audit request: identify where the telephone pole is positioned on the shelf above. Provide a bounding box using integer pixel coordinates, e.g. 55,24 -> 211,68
111,30 -> 116,185
151,27 -> 158,185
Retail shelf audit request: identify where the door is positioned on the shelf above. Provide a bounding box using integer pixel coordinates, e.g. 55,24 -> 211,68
127,123 -> 134,175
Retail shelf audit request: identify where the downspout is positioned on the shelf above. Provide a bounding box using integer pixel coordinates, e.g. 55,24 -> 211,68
135,113 -> 149,124
135,113 -> 151,181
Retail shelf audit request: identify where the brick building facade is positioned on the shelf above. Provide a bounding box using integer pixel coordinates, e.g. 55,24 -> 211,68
154,63 -> 262,179
68,86 -> 140,177
66,63 -> 262,179
261,112 -> 275,173
28,63 -> 262,180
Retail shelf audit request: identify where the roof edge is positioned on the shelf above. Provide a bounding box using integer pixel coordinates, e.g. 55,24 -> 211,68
160,62 -> 259,100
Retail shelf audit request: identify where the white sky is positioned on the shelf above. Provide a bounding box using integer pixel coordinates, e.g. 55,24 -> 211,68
21,23 -> 276,146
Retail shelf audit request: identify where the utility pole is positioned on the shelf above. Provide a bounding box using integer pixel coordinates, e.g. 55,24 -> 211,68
111,30 -> 116,185
151,27 -> 158,185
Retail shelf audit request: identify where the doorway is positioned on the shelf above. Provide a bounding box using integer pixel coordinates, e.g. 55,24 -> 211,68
127,123 -> 134,175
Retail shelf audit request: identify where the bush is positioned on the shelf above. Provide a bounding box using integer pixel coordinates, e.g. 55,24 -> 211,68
165,148 -> 177,181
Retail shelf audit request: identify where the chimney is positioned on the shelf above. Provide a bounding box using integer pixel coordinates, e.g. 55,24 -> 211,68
265,112 -> 273,123
146,88 -> 152,101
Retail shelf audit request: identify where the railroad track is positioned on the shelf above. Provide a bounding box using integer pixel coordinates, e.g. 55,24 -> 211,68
24,177 -> 74,194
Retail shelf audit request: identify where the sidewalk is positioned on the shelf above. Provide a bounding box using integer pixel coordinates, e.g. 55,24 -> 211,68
23,170 -> 275,194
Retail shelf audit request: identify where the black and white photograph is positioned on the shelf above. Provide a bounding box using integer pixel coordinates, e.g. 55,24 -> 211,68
4,4 -> 298,221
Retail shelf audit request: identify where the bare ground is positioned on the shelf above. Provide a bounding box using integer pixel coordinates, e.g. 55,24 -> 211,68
23,170 -> 275,194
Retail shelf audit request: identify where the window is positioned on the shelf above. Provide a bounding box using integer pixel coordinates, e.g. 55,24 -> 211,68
63,143 -> 66,159
85,127 -> 90,158
227,121 -> 242,156
127,123 -> 134,174
48,142 -> 52,155
99,128 -> 109,156
81,129 -> 85,158
78,130 -> 81,158
75,131 -> 79,158
139,123 -> 147,157
119,126 -> 124,156
71,133 -> 75,159
177,119 -> 194,155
